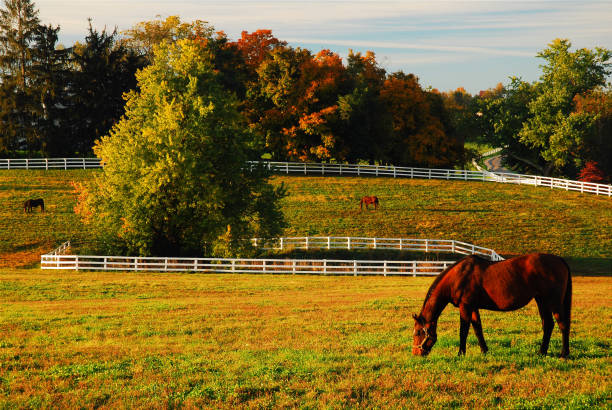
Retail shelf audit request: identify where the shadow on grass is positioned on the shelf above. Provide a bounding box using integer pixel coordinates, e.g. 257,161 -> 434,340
564,257 -> 612,276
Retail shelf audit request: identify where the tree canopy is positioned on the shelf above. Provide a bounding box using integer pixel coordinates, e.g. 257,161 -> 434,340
75,39 -> 286,257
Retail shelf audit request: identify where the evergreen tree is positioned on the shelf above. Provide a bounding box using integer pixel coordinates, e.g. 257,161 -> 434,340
0,0 -> 40,154
69,20 -> 144,155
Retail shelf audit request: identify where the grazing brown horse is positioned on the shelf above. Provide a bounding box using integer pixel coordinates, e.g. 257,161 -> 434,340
360,196 -> 379,211
412,253 -> 571,358
24,198 -> 45,213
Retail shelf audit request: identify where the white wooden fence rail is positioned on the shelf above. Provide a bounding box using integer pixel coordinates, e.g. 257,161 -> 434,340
41,237 -> 501,275
2,158 -> 609,197
251,236 -> 504,261
41,253 -> 454,276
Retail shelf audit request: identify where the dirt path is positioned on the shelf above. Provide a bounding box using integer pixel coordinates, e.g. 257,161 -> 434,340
484,155 -> 511,173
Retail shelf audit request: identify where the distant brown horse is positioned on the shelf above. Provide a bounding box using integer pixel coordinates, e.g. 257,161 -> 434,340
412,253 -> 571,357
24,198 -> 45,213
360,196 -> 379,211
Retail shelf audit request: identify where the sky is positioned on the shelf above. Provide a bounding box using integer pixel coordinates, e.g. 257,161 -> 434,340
35,0 -> 612,94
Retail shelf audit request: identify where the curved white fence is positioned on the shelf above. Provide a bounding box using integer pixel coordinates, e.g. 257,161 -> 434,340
41,237 -> 501,275
3,158 -> 609,197
252,236 -> 503,261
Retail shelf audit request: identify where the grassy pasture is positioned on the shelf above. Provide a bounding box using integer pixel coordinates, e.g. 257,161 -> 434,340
0,270 -> 610,408
0,169 -> 610,407
1,170 -> 611,273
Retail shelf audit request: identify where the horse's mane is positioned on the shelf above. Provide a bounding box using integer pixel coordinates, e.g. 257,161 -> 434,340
421,255 -> 491,309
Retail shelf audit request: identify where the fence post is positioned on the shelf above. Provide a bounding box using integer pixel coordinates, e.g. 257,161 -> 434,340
45,158 -> 48,170
286,162 -> 289,174
262,260 -> 266,273
384,261 -> 387,277
400,238 -> 403,250
327,237 -> 331,249
304,163 -> 307,175
193,259 -> 198,271
425,239 -> 428,253
322,163 -> 325,175
232,260 -> 235,273
339,163 -> 342,175
347,237 -> 351,250
280,237 -> 284,250
75,256 -> 79,271
393,166 -> 396,178
164,258 -> 168,272
357,164 -> 360,176
428,169 -> 431,179
323,259 -> 327,275
82,158 -> 86,169
376,165 -> 379,176
26,158 -> 29,170
292,260 -> 296,275
373,238 -> 377,249
104,257 -> 107,270
134,257 -> 138,271
412,261 -> 416,277
353,260 -> 357,276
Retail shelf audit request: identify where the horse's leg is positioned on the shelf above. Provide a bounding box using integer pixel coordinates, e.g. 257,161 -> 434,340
551,285 -> 571,358
535,297 -> 554,355
458,304 -> 472,356
471,309 -> 488,354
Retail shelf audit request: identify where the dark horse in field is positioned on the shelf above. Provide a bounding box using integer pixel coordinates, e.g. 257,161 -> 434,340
360,196 -> 379,211
23,198 -> 45,213
412,253 -> 571,358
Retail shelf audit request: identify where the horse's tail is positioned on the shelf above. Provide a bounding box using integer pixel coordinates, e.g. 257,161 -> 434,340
562,258 -> 572,324
360,198 -> 363,210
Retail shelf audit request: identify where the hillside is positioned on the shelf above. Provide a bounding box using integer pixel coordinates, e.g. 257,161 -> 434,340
1,170 -> 611,273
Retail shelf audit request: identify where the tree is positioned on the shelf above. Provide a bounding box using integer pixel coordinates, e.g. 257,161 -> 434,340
380,73 -> 461,167
75,39 -> 286,257
121,15 -> 213,60
519,39 -> 611,175
0,0 -> 40,154
30,23 -> 71,155
68,20 -> 145,155
578,160 -> 608,183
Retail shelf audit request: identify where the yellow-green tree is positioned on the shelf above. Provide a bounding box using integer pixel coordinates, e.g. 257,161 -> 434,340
76,39 -> 285,257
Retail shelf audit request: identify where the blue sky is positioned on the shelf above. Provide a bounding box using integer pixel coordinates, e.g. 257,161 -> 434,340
36,1 -> 612,93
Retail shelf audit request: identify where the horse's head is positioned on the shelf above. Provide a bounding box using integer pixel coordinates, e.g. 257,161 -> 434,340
412,313 -> 437,356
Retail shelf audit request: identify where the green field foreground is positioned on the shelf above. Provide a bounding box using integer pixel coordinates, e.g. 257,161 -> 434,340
0,270 -> 610,408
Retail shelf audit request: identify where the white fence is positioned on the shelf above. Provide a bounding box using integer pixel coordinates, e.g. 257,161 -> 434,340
2,158 -> 609,197
41,237 -> 498,275
0,158 -> 102,169
41,253 -> 454,276
252,236 -> 504,261
251,161 -> 612,197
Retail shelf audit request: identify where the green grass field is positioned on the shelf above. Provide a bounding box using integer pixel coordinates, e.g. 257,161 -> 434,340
0,270 -> 609,408
0,169 -> 610,408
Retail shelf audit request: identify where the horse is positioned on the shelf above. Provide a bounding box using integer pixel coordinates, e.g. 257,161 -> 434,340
360,196 -> 379,211
412,253 -> 571,358
23,198 -> 45,213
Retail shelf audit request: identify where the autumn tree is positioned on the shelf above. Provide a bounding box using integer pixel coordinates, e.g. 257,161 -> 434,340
76,39 -> 285,257
380,72 -> 460,167
337,50 -> 390,163
121,15 -> 213,60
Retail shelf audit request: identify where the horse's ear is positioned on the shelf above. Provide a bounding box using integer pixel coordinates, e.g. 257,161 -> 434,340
412,313 -> 419,322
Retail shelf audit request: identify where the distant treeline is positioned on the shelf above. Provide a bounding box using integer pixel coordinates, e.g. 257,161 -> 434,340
0,1 -> 610,178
